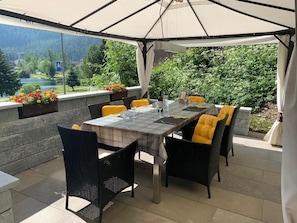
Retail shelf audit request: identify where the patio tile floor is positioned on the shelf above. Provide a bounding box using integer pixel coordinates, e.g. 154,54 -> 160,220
11,135 -> 283,223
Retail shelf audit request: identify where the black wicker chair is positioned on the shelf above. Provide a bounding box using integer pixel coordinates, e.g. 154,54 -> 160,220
88,102 -> 110,119
57,125 -> 137,223
122,96 -> 137,109
165,114 -> 227,198
217,106 -> 240,166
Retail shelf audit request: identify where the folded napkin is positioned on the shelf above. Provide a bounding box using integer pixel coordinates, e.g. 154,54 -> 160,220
154,116 -> 186,125
170,115 -> 186,119
183,106 -> 206,112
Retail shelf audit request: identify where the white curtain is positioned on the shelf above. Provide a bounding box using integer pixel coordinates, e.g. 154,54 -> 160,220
264,35 -> 290,146
282,35 -> 297,223
136,42 -> 155,98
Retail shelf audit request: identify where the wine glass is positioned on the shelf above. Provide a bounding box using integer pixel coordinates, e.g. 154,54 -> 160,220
130,102 -> 137,118
157,101 -> 163,117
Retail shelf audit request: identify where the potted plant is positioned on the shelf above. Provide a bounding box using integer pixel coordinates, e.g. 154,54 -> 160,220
105,84 -> 128,101
8,89 -> 58,119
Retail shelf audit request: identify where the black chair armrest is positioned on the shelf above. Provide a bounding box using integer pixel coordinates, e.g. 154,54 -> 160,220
97,142 -> 122,151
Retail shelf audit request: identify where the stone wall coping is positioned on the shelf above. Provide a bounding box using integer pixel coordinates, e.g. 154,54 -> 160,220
0,102 -> 22,110
0,171 -> 19,193
57,86 -> 142,101
215,104 -> 252,112
57,90 -> 110,101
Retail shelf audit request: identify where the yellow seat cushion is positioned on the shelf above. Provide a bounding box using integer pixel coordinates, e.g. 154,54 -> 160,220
102,105 -> 127,117
217,105 -> 235,126
192,114 -> 219,144
72,124 -> 81,130
188,95 -> 205,103
131,99 -> 150,108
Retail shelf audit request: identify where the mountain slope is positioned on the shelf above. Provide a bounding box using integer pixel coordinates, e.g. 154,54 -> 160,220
0,24 -> 101,61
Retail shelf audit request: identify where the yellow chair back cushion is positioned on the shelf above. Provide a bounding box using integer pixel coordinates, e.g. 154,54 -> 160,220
102,105 -> 127,117
131,99 -> 150,108
188,95 -> 205,103
192,114 -> 219,144
217,105 -> 235,126
72,124 -> 81,130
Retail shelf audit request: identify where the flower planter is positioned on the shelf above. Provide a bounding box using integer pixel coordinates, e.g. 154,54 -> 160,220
110,91 -> 127,101
18,102 -> 58,119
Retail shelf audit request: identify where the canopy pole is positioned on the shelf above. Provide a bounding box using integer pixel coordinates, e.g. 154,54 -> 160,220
141,42 -> 148,98
142,41 -> 147,70
60,33 -> 66,95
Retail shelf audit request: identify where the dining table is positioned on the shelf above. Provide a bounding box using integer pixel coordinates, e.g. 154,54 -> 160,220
82,101 -> 217,204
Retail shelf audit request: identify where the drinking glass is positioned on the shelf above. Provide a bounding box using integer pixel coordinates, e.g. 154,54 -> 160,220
131,107 -> 136,118
157,102 -> 163,117
163,99 -> 170,117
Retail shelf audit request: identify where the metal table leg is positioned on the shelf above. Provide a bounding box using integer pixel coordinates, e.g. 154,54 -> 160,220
153,162 -> 161,204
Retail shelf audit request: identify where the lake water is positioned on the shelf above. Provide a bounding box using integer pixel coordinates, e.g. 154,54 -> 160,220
21,78 -> 62,92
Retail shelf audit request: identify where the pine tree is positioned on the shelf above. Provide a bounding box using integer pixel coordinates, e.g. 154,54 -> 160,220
0,49 -> 22,97
66,67 -> 80,91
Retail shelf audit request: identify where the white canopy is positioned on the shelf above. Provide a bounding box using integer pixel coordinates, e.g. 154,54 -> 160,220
0,0 -> 294,43
0,1 -> 297,222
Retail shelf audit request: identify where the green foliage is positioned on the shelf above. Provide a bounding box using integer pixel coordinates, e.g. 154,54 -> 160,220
17,67 -> 30,78
20,83 -> 41,94
24,54 -> 38,74
47,50 -> 56,78
80,78 -> 91,86
90,72 -> 121,90
102,40 -> 138,87
250,114 -> 273,133
0,49 -> 22,96
83,42 -> 106,77
66,67 -> 80,91
151,44 -> 277,113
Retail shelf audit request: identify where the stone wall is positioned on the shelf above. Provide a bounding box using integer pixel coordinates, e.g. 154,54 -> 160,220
215,105 -> 252,136
0,87 -> 141,175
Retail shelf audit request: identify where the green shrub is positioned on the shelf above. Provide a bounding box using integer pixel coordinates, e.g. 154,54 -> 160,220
151,44 -> 277,113
20,83 -> 41,94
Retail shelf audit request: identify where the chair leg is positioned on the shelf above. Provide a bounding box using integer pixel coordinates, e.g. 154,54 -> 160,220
218,168 -> 221,182
207,186 -> 211,198
226,156 -> 229,166
165,173 -> 168,187
65,194 -> 69,210
131,183 -> 134,197
231,146 -> 234,156
98,209 -> 103,223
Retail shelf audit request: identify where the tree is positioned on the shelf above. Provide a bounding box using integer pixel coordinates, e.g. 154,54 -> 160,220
103,40 -> 138,86
37,57 -> 51,75
0,49 -> 22,97
67,67 -> 80,91
24,54 -> 38,74
37,52 -> 56,78
83,41 -> 106,77
47,50 -> 56,78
